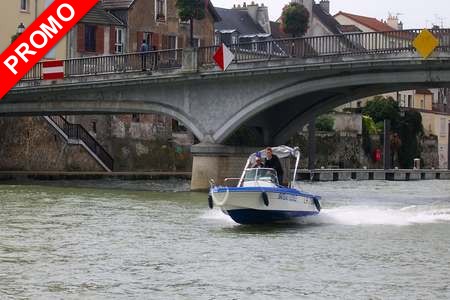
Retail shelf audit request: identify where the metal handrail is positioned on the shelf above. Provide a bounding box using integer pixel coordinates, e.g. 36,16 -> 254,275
20,29 -> 450,81
197,29 -> 450,65
47,115 -> 114,170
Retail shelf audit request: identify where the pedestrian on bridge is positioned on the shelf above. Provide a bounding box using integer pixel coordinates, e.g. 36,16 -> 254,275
140,40 -> 149,71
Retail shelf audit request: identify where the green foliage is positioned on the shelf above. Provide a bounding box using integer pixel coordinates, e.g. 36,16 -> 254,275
176,0 -> 206,21
362,96 -> 425,168
11,33 -> 20,43
176,0 -> 207,47
397,111 -> 423,168
362,115 -> 375,155
362,115 -> 378,135
362,96 -> 401,125
281,3 -> 310,37
315,115 -> 334,132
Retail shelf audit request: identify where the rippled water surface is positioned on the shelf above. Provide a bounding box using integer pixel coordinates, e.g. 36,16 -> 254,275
1,180 -> 450,299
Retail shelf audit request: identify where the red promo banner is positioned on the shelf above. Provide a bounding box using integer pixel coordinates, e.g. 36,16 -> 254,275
0,0 -> 98,99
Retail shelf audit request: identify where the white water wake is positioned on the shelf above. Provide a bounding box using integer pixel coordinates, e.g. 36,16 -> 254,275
309,205 -> 450,226
201,205 -> 450,226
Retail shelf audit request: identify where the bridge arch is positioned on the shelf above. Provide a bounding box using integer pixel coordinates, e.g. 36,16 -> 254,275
5,54 -> 450,146
213,68 -> 450,144
0,99 -> 207,142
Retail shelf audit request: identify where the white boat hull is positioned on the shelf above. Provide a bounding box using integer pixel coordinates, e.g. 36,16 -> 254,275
210,186 -> 320,224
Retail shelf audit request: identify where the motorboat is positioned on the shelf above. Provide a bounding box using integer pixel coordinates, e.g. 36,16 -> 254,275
208,146 -> 321,224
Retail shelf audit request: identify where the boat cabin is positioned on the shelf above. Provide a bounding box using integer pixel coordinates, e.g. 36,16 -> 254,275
242,168 -> 279,187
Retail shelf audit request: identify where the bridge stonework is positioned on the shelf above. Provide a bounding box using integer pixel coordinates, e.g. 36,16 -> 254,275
5,43 -> 450,189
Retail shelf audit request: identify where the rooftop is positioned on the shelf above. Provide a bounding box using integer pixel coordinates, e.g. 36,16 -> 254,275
335,11 -> 396,32
81,3 -> 124,26
215,7 -> 265,35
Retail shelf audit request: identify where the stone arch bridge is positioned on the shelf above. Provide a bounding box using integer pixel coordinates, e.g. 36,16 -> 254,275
3,29 -> 450,189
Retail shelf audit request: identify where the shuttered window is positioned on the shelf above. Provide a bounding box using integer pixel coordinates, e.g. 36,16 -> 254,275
85,25 -> 96,52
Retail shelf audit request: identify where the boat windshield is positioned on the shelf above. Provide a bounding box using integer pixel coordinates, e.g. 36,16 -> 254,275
243,168 -> 278,184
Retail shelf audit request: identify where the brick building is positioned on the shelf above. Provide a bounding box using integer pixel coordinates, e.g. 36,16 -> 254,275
68,2 -> 126,58
102,0 -> 220,52
70,0 -> 219,171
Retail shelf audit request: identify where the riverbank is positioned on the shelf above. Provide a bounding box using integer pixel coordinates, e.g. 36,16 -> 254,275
0,169 -> 449,186
0,171 -> 191,181
297,169 -> 450,181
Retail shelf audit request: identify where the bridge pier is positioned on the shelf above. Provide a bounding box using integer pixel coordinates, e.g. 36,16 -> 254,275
190,143 -> 255,191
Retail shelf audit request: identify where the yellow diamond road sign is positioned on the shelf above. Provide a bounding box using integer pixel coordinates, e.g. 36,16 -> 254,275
413,29 -> 439,59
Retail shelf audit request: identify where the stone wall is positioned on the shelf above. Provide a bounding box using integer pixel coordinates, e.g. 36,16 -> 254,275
332,112 -> 362,134
72,114 -> 192,172
292,132 -> 366,169
0,117 -> 104,171
421,136 -> 439,168
291,131 -> 440,170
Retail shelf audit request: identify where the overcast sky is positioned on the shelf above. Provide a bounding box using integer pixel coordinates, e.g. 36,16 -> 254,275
211,0 -> 450,29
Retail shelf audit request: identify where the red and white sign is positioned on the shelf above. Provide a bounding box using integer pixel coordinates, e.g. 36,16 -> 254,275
213,43 -> 235,71
43,60 -> 64,80
0,0 -> 98,99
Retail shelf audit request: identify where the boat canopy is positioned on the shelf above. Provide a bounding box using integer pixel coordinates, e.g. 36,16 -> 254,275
249,145 -> 300,161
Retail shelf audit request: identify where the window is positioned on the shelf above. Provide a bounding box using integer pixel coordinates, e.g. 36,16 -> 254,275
155,0 -> 166,22
192,38 -> 200,48
115,28 -> 124,53
172,120 -> 187,132
20,0 -> 29,11
421,99 -> 425,109
440,118 -> 447,137
232,34 -> 238,45
85,25 -> 96,52
168,35 -> 177,60
92,121 -> 97,134
132,114 -> 140,123
168,36 -> 177,49
214,33 -> 220,45
408,95 -> 412,108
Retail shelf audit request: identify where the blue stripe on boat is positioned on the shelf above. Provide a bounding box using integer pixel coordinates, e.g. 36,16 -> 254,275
227,209 -> 318,224
212,186 -> 320,199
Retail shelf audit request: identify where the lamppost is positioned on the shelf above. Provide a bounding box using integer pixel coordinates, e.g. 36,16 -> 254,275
11,22 -> 25,43
17,22 -> 25,34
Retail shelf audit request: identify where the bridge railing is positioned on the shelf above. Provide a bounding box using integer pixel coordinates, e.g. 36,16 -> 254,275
19,29 -> 450,80
197,29 -> 450,67
21,49 -> 182,80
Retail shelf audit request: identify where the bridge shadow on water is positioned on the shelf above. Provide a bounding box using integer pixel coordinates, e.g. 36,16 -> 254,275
219,219 -> 327,235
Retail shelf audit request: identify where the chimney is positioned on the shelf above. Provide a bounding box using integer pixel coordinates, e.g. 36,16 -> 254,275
247,1 -> 258,22
387,14 -> 401,30
319,0 -> 330,14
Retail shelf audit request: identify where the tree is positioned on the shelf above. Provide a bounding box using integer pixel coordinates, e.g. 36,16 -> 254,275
315,115 -> 334,132
363,95 -> 424,168
281,3 -> 310,37
397,111 -> 423,168
362,96 -> 401,127
176,0 -> 207,47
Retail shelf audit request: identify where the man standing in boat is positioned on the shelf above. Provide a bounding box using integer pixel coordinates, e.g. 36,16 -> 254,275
264,147 -> 284,185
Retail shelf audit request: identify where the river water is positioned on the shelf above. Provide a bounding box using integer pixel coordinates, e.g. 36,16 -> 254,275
0,180 -> 449,299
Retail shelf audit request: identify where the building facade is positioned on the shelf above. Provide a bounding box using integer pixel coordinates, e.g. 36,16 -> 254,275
0,0 -> 67,59
67,2 -> 125,58
102,0 -> 220,52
